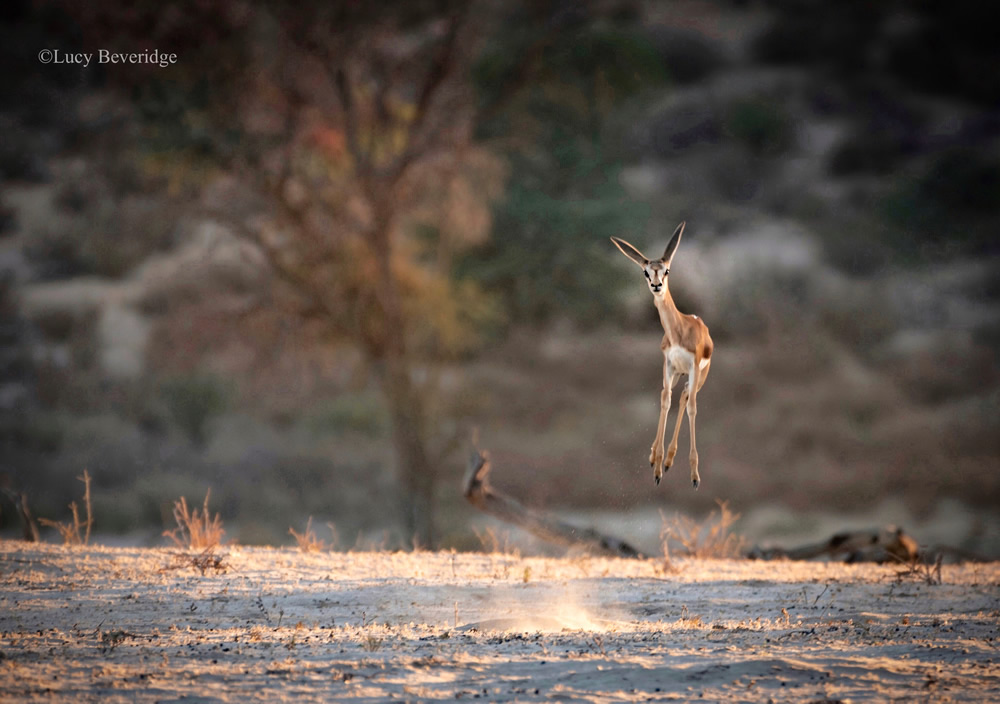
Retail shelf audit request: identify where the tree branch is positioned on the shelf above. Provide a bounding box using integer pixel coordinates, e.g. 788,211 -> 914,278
1,488 -> 39,542
463,447 -> 644,559
334,67 -> 369,177
386,5 -> 469,185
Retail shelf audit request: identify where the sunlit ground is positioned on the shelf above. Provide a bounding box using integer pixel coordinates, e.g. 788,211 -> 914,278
2,543 -> 997,702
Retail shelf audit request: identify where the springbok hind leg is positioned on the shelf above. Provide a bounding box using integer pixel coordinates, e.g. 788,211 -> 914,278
687,363 -> 708,489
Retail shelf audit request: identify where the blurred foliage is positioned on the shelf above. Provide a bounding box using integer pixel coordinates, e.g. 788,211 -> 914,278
828,128 -> 909,177
753,0 -> 1000,265
465,15 -> 666,325
159,373 -> 231,446
0,1 -> 88,182
306,392 -> 389,438
754,0 -> 1000,107
464,179 -> 642,324
752,0 -> 880,73
645,27 -> 725,86
882,148 -> 1000,258
721,98 -> 792,157
825,92 -> 924,178
885,1 -> 1000,107
27,190 -> 177,280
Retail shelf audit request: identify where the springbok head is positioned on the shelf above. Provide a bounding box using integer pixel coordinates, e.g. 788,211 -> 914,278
610,221 -> 685,297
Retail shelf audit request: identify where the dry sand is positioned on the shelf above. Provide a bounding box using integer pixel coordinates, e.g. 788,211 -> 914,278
1,542 -> 997,702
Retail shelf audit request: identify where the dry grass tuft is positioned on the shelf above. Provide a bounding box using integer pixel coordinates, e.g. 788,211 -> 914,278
163,489 -> 225,549
656,527 -> 681,575
40,470 -> 93,545
659,500 -> 747,559
894,553 -> 943,585
289,517 -> 326,552
361,635 -> 384,652
473,526 -> 517,555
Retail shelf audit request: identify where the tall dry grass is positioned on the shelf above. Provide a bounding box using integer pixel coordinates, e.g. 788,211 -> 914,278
39,470 -> 93,545
163,489 -> 225,549
659,500 -> 747,560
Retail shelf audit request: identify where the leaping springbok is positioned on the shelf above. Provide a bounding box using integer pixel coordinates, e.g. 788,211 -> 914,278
611,222 -> 713,488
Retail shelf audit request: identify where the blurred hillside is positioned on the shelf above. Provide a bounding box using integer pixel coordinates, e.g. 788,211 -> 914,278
1,0 -> 998,553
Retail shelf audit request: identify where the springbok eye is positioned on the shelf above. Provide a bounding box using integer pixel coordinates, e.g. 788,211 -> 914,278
644,271 -> 650,279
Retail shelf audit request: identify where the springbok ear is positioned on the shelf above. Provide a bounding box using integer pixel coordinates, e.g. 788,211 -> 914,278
662,221 -> 685,265
610,237 -> 649,268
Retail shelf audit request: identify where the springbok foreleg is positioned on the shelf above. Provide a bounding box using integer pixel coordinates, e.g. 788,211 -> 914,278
665,386 -> 689,472
650,360 -> 678,485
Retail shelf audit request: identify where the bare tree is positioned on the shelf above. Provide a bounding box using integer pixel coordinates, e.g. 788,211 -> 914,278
58,0 -> 570,546
233,2 -> 496,545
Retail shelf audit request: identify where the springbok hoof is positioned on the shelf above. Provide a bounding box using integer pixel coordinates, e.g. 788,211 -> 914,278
654,474 -> 661,486
692,478 -> 700,489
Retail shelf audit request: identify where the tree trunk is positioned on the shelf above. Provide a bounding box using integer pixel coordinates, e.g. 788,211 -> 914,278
382,358 -> 436,547
369,214 -> 437,548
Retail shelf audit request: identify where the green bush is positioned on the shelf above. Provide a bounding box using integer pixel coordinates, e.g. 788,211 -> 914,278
458,178 -> 642,326
471,17 -> 665,327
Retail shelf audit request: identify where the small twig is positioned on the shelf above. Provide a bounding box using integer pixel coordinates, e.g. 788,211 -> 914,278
813,583 -> 830,605
159,546 -> 229,575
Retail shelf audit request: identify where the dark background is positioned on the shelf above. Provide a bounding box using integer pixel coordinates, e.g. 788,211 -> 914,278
1,0 -> 998,554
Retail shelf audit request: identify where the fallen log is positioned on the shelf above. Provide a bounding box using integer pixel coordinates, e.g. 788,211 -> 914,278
747,526 -> 991,564
747,526 -> 919,563
462,447 -> 644,559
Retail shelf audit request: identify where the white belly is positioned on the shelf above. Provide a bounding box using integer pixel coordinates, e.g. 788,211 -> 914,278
666,345 -> 709,374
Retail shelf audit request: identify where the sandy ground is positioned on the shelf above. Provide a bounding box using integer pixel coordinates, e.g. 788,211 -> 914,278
1,543 -> 998,703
